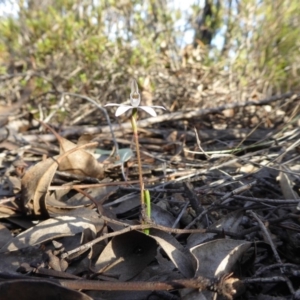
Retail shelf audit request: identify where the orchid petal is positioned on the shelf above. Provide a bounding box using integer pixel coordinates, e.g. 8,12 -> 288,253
131,79 -> 139,94
130,79 -> 141,107
104,103 -> 121,107
139,106 -> 157,117
130,92 -> 141,107
115,105 -> 133,116
150,105 -> 166,110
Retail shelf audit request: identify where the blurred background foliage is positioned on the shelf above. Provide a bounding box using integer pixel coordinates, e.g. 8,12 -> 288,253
0,0 -> 299,119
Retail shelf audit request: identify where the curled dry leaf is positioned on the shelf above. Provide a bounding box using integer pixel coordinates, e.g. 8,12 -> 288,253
46,182 -> 117,210
0,197 -> 22,218
40,121 -> 104,179
191,239 -> 252,278
151,203 -> 179,228
57,136 -> 104,179
21,156 -> 60,217
21,142 -> 104,217
186,239 -> 252,299
0,224 -> 12,248
279,166 -> 298,200
149,229 -> 194,278
0,176 -> 21,196
0,215 -> 97,252
278,165 -> 300,211
93,231 -> 157,281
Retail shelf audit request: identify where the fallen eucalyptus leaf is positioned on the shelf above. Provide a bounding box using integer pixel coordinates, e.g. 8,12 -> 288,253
0,215 -> 97,252
191,239 -> 252,277
149,229 -> 194,278
151,203 -> 178,228
186,239 -> 252,300
93,230 -> 157,281
0,224 -> 12,248
21,142 -> 103,217
279,166 -> 298,200
21,157 -> 60,217
58,136 -> 104,179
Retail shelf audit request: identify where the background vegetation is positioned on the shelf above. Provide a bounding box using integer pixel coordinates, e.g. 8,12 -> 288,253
0,0 -> 299,121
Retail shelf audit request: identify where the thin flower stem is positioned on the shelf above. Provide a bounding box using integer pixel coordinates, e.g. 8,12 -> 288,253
144,189 -> 151,235
131,108 -> 146,220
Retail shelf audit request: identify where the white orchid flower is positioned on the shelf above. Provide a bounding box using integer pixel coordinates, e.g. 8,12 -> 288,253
105,79 -> 165,117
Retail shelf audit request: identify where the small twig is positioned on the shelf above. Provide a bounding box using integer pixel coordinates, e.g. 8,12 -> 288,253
0,272 -> 241,300
242,276 -> 288,284
220,180 -> 257,203
183,182 -> 203,215
248,211 -> 282,265
61,224 -> 207,260
254,263 -> 300,277
194,127 -> 210,159
232,195 -> 299,205
48,177 -> 160,191
172,201 -> 189,228
214,191 -> 299,205
74,187 -> 134,227
248,210 -> 295,294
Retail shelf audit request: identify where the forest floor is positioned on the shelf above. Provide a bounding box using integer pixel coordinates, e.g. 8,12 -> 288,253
0,68 -> 300,300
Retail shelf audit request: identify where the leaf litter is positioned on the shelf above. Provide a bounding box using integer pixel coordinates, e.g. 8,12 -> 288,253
0,87 -> 300,300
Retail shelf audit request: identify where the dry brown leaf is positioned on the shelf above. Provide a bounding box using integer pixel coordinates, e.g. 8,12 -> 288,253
0,197 -> 22,218
151,203 -> 178,228
21,156 -> 60,217
40,121 -> 104,179
0,224 -> 12,248
93,231 -> 157,281
279,166 -> 298,200
191,239 -> 252,278
149,229 -> 194,278
57,136 -> 104,179
184,239 -> 252,300
21,141 -> 103,217
0,215 -> 97,252
0,176 -> 21,196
